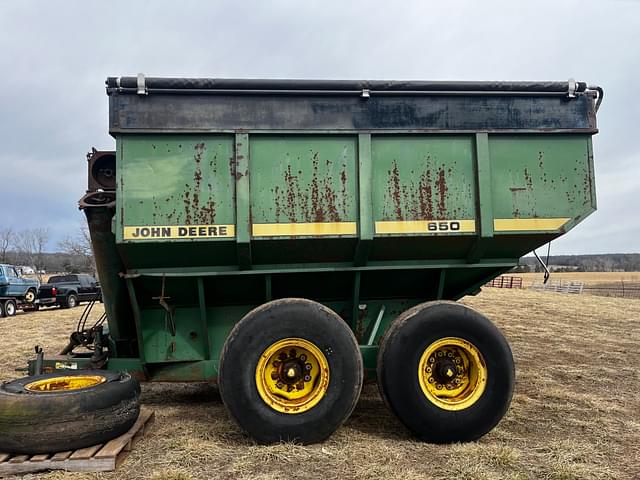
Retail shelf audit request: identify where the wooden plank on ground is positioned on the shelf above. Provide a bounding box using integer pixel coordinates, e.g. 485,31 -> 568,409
29,454 -> 50,462
130,410 -> 155,451
70,444 -> 103,460
8,455 -> 29,464
115,450 -> 130,469
68,456 -> 116,472
50,450 -> 73,461
0,408 -> 154,476
94,409 -> 154,459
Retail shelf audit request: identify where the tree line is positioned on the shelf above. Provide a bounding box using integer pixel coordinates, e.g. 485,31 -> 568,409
0,226 -> 95,279
515,253 -> 640,272
1,224 -> 638,279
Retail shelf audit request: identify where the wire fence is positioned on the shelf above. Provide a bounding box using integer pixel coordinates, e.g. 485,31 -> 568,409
486,275 -> 640,300
485,276 -> 523,289
531,280 -> 584,294
581,284 -> 640,299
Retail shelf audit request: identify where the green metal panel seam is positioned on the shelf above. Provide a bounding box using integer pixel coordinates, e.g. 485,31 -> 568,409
354,133 -> 373,266
235,133 -> 251,269
197,277 -> 211,360
475,133 -> 494,237
125,278 -> 146,364
126,259 -> 518,277
115,138 -> 124,243
358,133 -> 374,240
466,133 -> 493,263
350,271 -> 361,331
110,128 -> 599,135
437,269 -> 446,299
587,137 -> 597,210
264,274 -> 272,301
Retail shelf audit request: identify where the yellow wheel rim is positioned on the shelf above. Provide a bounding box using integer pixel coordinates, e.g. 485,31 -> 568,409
25,375 -> 107,392
255,338 -> 329,414
418,337 -> 487,411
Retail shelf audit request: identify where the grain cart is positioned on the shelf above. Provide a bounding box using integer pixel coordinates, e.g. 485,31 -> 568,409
36,76 -> 602,444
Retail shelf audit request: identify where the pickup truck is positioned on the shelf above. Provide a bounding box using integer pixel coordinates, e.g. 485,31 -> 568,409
37,274 -> 101,309
0,264 -> 40,316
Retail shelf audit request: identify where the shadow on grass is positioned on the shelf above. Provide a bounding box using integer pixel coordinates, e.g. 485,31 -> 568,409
342,385 -> 413,441
141,382 -> 222,405
138,381 -> 412,444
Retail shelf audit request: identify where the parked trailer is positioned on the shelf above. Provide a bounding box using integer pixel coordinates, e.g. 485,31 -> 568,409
0,264 -> 40,317
32,76 -> 601,444
0,297 -> 36,317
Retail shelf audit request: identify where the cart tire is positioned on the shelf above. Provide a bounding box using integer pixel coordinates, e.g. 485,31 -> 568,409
0,302 -> 4,317
377,301 -> 514,443
4,300 -> 16,317
0,370 -> 140,454
219,298 -> 363,444
24,289 -> 36,304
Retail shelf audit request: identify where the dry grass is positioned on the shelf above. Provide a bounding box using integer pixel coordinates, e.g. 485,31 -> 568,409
519,271 -> 640,287
1,289 -> 639,479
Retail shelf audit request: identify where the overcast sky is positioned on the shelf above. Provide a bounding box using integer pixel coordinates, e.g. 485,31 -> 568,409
0,1 -> 638,255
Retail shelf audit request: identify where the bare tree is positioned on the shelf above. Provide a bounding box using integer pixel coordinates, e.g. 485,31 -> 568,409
0,227 -> 13,263
58,224 -> 95,275
14,228 -> 50,281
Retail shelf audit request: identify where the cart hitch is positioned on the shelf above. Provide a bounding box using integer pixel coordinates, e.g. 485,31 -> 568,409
88,326 -> 108,369
34,346 -> 44,375
60,330 -> 94,356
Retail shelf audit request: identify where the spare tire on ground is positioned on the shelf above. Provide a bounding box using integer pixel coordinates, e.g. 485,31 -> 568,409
0,370 -> 140,454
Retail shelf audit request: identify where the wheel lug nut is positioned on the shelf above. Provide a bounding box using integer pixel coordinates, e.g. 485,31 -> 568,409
428,377 -> 435,383
304,375 -> 311,382
289,349 -> 297,358
436,384 -> 443,390
299,354 -> 307,362
271,372 -> 279,380
304,363 -> 312,371
273,360 -> 281,367
429,356 -> 435,363
278,353 -> 287,361
296,382 -> 305,390
276,381 -> 284,389
425,367 -> 431,373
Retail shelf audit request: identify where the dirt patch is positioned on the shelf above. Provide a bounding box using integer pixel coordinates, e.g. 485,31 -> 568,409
1,289 -> 639,479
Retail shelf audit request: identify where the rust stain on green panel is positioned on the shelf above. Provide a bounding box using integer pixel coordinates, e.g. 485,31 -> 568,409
120,135 -> 235,228
371,136 -> 476,222
489,135 -> 594,225
249,136 -> 357,224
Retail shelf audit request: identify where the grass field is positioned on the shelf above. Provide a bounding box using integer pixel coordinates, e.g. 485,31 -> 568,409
519,271 -> 640,287
1,287 -> 639,479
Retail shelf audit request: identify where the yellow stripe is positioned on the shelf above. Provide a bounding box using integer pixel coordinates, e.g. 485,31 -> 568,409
493,218 -> 570,232
375,220 -> 476,235
123,224 -> 235,240
252,222 -> 357,237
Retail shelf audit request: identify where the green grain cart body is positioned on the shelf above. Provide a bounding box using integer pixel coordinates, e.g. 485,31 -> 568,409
77,77 -> 599,383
